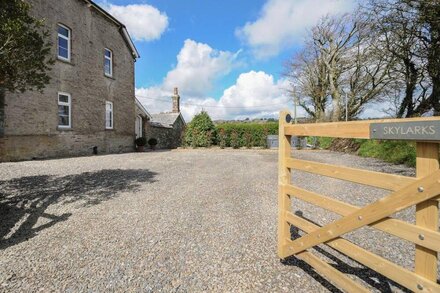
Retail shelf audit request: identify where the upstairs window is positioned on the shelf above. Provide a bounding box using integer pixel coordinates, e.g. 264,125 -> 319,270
57,24 -> 71,61
104,48 -> 113,77
58,92 -> 71,128
105,101 -> 113,129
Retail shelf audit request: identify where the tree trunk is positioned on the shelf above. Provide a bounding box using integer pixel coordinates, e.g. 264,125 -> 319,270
316,105 -> 325,122
421,0 -> 440,115
430,78 -> 440,116
0,87 -> 5,138
328,59 -> 341,121
398,61 -> 418,118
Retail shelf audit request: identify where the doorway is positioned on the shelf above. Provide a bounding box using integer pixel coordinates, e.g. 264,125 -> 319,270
135,115 -> 142,138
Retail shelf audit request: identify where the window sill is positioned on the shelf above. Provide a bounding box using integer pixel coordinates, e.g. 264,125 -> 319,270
104,74 -> 115,80
57,57 -> 73,65
105,128 -> 114,131
57,126 -> 73,131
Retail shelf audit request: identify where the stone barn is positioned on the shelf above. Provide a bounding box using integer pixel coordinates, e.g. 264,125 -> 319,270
145,88 -> 186,149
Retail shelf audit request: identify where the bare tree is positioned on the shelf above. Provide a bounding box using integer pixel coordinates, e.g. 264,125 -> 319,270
300,14 -> 391,121
365,0 -> 440,117
342,17 -> 394,119
311,15 -> 358,121
415,0 -> 440,115
285,44 -> 329,121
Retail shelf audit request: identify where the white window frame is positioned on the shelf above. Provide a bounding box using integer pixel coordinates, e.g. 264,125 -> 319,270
58,92 -> 71,129
57,24 -> 71,62
105,101 -> 114,129
104,48 -> 113,77
135,115 -> 142,138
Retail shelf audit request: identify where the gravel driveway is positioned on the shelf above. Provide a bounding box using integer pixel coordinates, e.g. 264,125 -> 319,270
0,149 -> 424,292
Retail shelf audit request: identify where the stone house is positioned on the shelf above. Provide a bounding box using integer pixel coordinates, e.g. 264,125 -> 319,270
145,88 -> 186,149
0,0 -> 139,161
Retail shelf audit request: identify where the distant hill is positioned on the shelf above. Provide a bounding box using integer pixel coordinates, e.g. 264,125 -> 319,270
214,117 -> 310,125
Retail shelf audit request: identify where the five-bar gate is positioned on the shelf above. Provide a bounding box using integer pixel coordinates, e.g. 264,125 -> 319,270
278,110 -> 440,292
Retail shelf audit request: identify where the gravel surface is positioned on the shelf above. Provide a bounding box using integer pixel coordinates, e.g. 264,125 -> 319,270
0,149 -> 429,292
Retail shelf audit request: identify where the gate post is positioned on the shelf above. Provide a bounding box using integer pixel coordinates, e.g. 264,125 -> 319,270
415,142 -> 439,282
278,110 -> 292,259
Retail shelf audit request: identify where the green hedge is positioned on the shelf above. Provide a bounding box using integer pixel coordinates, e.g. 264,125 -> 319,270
216,122 -> 278,148
357,140 -> 416,167
315,137 -> 417,167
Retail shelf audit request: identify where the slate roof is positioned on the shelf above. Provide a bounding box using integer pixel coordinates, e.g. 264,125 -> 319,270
150,113 -> 184,128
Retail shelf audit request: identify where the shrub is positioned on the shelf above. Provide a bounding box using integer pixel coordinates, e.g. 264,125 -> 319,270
216,122 -> 278,148
244,132 -> 252,148
306,136 -> 319,149
260,127 -> 269,149
322,138 -> 416,167
135,137 -> 147,147
185,111 -> 217,147
206,130 -> 213,147
230,130 -> 240,149
358,140 -> 416,167
190,128 -> 199,148
219,128 -> 227,149
316,137 -> 333,149
148,138 -> 158,146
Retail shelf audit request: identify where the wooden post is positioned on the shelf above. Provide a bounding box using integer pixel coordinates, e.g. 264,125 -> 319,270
415,142 -> 439,282
278,110 -> 292,259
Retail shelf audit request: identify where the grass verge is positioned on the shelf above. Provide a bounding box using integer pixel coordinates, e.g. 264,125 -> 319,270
314,137 -> 416,167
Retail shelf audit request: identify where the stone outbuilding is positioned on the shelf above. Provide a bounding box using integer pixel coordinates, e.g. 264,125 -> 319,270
145,88 -> 186,149
135,98 -> 151,139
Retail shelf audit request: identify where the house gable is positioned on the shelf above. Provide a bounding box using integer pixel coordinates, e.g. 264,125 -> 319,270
82,0 -> 139,59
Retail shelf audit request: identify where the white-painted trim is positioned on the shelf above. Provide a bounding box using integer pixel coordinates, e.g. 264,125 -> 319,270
58,92 -> 71,129
104,48 -> 113,77
121,27 -> 140,59
57,24 -> 71,62
105,101 -> 114,129
135,115 -> 143,138
135,97 -> 152,119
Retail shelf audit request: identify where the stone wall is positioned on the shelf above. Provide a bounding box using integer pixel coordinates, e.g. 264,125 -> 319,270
0,0 -> 136,161
144,118 -> 185,149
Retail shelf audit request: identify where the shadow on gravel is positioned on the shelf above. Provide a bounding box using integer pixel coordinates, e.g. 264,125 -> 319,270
281,211 -> 410,293
0,169 -> 157,250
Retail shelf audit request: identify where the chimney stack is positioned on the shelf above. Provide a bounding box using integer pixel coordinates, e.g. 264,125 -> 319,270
172,87 -> 180,113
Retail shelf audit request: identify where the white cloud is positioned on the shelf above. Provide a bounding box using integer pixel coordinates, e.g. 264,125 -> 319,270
236,0 -> 355,58
163,39 -> 238,97
100,3 -> 168,41
215,71 -> 295,119
135,39 -> 299,121
136,86 -> 173,115
137,70 -> 301,121
136,39 -> 239,118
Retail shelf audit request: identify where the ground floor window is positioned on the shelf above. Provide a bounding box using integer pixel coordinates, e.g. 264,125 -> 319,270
58,92 -> 71,128
106,101 -> 113,129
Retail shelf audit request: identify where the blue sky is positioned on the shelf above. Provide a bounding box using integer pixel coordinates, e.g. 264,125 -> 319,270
99,0 -> 356,120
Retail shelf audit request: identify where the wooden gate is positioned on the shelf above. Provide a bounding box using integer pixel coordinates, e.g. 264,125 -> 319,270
278,110 -> 440,292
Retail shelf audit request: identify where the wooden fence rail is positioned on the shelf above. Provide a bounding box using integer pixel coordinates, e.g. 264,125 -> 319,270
278,110 -> 440,292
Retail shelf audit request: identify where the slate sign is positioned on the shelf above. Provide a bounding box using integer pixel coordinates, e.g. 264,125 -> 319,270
370,121 -> 440,141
